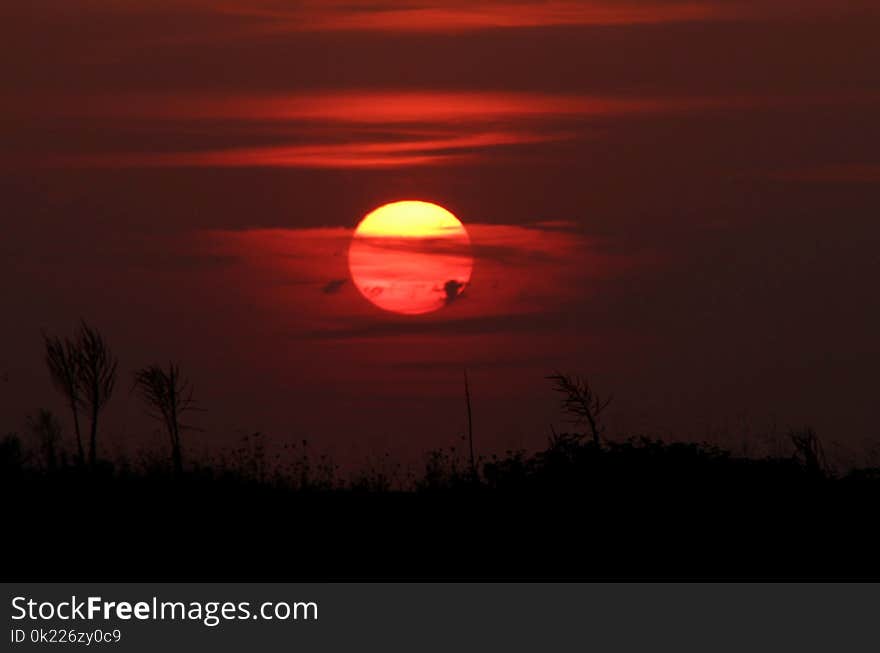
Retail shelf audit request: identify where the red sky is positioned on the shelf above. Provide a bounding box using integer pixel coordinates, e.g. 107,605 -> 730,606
2,0 -> 880,467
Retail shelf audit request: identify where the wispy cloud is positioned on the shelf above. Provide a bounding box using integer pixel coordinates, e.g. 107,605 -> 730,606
216,0 -> 730,32
25,88 -> 880,170
66,130 -> 554,169
68,91 -> 705,123
40,91 -> 738,170
9,0 -> 870,47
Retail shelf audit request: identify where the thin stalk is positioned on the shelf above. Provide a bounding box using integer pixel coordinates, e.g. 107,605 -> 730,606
464,370 -> 475,479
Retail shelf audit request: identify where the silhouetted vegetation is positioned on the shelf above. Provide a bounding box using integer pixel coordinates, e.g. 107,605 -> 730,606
133,362 -> 198,476
790,426 -> 827,479
547,372 -> 612,445
4,324 -> 880,579
77,323 -> 117,468
463,369 -> 476,479
28,409 -> 62,472
44,331 -> 86,465
43,322 -> 117,468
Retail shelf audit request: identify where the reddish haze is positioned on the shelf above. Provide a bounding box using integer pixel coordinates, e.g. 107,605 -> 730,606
2,0 -> 880,467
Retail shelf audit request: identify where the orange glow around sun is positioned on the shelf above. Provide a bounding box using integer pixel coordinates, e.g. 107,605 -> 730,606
348,201 -> 473,315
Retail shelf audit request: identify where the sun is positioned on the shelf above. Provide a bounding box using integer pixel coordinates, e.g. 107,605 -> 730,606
348,200 -> 473,315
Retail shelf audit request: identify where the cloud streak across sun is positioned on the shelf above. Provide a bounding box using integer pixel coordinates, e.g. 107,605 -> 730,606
195,220 -> 646,335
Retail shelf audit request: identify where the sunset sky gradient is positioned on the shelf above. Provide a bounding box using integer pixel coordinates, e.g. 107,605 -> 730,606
2,0 -> 879,465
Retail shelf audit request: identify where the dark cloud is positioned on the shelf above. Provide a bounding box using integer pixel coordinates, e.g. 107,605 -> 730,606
322,278 -> 347,294
303,311 -> 569,340
443,280 -> 466,305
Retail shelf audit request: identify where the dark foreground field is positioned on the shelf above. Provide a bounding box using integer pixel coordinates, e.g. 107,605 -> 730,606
3,435 -> 879,580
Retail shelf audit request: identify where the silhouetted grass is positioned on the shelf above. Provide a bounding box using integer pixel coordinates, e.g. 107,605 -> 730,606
3,425 -> 879,580
3,326 -> 878,579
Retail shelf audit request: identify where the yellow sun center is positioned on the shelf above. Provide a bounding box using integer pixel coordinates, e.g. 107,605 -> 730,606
348,200 -> 473,315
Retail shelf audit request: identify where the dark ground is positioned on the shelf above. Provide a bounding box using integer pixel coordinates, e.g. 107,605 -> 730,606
4,435 -> 879,580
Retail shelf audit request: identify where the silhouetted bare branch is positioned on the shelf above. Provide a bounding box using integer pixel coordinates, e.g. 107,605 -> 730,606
133,362 -> 197,475
44,331 -> 85,465
547,372 -> 612,445
76,322 -> 117,468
